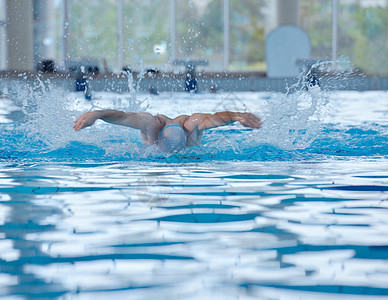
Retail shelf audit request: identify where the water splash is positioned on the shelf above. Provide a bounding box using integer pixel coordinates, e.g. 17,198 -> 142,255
1,72 -> 387,163
205,73 -> 328,152
258,86 -> 327,150
1,77 -> 147,160
0,76 -> 329,162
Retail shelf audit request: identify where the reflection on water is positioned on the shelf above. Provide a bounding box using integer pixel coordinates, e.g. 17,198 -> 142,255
0,161 -> 387,299
1,88 -> 388,298
0,168 -> 66,298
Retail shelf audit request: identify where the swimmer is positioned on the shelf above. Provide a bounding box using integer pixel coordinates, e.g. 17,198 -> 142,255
73,110 -> 262,152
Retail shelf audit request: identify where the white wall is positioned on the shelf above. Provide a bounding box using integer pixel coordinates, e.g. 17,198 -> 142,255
0,0 -> 6,70
6,0 -> 34,71
34,0 -> 56,64
277,0 -> 300,27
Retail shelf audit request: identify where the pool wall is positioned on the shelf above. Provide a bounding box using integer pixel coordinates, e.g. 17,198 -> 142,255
1,71 -> 388,94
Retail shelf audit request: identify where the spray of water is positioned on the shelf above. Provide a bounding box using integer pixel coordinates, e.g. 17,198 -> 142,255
254,62 -> 334,151
197,74 -> 328,155
0,65 -> 334,162
1,76 -> 148,159
257,86 -> 327,151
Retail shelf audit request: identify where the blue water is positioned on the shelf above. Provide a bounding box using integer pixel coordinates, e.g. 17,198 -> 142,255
0,81 -> 388,299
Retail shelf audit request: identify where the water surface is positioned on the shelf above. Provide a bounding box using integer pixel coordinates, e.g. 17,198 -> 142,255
0,85 -> 387,299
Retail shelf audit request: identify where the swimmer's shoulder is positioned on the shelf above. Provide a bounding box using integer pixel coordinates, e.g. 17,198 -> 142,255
167,114 -> 190,125
184,113 -> 211,129
188,113 -> 211,120
155,114 -> 171,125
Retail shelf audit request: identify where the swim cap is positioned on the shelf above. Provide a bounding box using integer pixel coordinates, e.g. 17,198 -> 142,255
157,124 -> 187,153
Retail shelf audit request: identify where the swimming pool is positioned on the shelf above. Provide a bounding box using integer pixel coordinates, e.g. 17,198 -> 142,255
0,80 -> 387,299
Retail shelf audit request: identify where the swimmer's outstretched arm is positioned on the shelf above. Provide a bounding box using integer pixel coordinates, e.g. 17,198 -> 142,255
73,110 -> 158,132
187,112 -> 262,131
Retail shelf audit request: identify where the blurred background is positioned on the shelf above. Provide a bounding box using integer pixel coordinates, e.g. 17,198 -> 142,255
0,0 -> 387,76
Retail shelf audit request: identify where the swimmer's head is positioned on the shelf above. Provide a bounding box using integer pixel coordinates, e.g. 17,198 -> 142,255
157,124 -> 187,153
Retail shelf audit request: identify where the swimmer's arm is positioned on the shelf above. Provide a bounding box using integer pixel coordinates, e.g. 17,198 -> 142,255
190,112 -> 262,131
73,110 -> 157,132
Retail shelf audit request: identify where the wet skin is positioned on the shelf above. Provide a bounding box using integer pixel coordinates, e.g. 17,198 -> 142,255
73,110 -> 262,147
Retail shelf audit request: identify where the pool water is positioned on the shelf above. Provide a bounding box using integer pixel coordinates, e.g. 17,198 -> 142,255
0,81 -> 388,299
